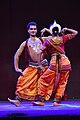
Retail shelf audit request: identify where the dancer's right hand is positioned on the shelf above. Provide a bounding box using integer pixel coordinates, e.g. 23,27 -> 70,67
16,68 -> 23,76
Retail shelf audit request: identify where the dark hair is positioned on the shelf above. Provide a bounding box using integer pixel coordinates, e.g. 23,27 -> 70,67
27,21 -> 37,30
52,27 -> 59,36
52,27 -> 59,33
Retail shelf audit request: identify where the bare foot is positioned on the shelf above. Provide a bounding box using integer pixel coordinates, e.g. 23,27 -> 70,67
53,102 -> 62,106
32,101 -> 44,106
8,98 -> 20,107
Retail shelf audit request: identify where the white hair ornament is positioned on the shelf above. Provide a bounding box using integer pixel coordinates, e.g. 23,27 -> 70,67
50,20 -> 61,34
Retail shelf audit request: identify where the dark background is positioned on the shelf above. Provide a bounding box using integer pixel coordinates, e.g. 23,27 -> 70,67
0,0 -> 80,100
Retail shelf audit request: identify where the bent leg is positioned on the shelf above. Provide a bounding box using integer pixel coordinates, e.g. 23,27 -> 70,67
38,68 -> 56,100
15,66 -> 39,100
53,70 -> 69,106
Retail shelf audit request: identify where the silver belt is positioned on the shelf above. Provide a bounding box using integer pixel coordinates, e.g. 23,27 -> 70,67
29,59 -> 48,68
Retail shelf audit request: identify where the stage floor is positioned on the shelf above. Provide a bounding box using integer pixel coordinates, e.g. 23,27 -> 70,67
0,99 -> 80,120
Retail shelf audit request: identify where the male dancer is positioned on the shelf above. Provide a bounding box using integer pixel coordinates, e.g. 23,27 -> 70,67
8,21 -> 49,106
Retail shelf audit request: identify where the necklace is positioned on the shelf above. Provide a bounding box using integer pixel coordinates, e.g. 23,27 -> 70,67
28,38 -> 41,52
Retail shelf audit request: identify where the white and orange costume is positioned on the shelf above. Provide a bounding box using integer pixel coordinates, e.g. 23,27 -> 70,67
36,22 -> 78,104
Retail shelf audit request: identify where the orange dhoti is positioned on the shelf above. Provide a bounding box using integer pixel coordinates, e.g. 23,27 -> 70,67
38,54 -> 71,100
15,67 -> 39,100
15,59 -> 48,101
